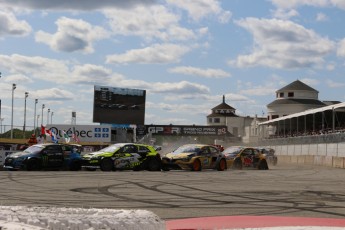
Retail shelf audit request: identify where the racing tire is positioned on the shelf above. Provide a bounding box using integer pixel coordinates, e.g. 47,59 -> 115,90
69,161 -> 81,171
192,159 -> 202,171
258,160 -> 269,170
147,158 -> 161,171
217,159 -> 227,171
100,158 -> 113,171
233,158 -> 243,170
161,165 -> 170,171
26,159 -> 40,171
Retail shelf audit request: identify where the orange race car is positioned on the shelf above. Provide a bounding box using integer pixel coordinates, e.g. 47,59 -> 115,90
161,144 -> 227,171
222,146 -> 269,170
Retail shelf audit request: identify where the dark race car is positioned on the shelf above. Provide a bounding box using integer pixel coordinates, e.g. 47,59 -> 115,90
3,143 -> 82,171
161,144 -> 227,171
81,143 -> 161,171
223,146 -> 269,170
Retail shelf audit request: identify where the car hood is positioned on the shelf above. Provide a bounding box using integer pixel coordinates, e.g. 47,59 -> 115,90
165,152 -> 194,159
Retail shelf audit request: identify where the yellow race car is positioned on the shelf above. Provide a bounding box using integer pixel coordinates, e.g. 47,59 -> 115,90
161,144 -> 227,171
222,146 -> 269,170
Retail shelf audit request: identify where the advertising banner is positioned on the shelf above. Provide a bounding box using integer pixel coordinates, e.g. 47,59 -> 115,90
143,125 -> 228,136
46,125 -> 111,143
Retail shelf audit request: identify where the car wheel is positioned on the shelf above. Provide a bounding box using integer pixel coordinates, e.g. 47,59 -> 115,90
233,158 -> 242,170
147,158 -> 161,171
217,159 -> 227,171
69,161 -> 81,171
26,159 -> 40,171
192,159 -> 202,171
100,158 -> 113,171
161,165 -> 170,171
258,160 -> 269,170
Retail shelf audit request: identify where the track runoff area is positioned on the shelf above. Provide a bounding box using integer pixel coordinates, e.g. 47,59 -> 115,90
1,162 -> 345,229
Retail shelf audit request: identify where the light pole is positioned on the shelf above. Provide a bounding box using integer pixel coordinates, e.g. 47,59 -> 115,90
41,104 -> 45,127
47,109 -> 50,125
10,83 -> 16,139
0,118 -> 3,134
23,92 -> 29,139
34,99 -> 38,135
51,112 -> 54,124
37,115 -> 40,133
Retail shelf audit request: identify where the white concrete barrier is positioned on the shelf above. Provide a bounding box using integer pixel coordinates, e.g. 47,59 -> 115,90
269,142 -> 345,169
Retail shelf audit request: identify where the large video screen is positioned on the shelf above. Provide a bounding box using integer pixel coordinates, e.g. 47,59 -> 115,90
93,86 -> 146,125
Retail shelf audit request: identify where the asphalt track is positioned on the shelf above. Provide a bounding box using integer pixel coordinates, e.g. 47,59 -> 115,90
1,163 -> 345,229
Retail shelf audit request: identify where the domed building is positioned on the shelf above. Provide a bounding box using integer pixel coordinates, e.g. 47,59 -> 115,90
267,80 -> 326,120
207,95 -> 266,143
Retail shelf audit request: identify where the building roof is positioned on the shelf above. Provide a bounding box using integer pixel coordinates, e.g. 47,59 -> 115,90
207,112 -> 238,118
277,80 -> 318,93
322,101 -> 342,106
260,102 -> 345,125
267,98 -> 325,107
211,95 -> 236,110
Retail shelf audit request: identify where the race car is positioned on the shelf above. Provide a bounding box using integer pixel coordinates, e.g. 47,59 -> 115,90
222,146 -> 269,170
3,143 -> 82,171
161,144 -> 227,171
81,143 -> 161,171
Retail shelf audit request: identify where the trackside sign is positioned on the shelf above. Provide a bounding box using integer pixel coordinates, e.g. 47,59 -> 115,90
46,125 -> 111,143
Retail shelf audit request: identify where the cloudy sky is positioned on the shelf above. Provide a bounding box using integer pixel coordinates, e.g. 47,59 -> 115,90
0,0 -> 345,129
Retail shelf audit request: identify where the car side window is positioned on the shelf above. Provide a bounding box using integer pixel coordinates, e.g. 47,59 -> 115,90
138,146 -> 149,153
242,149 -> 252,157
122,145 -> 137,153
209,146 -> 219,156
199,147 -> 210,156
43,145 -> 62,154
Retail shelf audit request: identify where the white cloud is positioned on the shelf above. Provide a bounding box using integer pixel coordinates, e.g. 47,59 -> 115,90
270,0 -> 345,10
316,12 -> 328,21
272,9 -> 299,19
0,54 -> 117,86
32,88 -> 75,100
166,0 -> 231,23
240,87 -> 276,96
106,43 -> 191,64
103,5 -> 198,42
0,54 -> 211,101
326,79 -> 345,88
331,0 -> 345,10
337,38 -> 345,57
35,17 -> 109,53
3,74 -> 34,83
231,18 -> 335,69
150,81 -> 210,95
0,0 -> 156,10
168,66 -> 230,78
270,0 -> 330,9
0,11 -> 31,37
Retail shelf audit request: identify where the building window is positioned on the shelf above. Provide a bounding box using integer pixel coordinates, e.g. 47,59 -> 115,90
279,92 -> 284,98
208,118 -> 212,123
214,118 -> 220,123
272,115 -> 279,119
288,92 -> 294,97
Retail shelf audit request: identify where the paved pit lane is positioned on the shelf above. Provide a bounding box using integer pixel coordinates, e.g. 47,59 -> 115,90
0,164 -> 344,220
